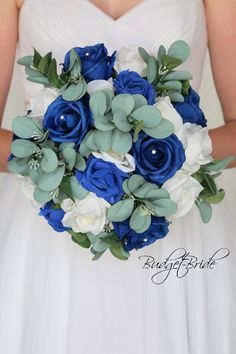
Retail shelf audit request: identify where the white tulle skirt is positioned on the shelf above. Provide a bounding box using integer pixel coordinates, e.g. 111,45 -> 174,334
0,173 -> 235,354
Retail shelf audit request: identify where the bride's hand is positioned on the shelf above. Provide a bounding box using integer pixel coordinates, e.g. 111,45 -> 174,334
0,0 -> 20,172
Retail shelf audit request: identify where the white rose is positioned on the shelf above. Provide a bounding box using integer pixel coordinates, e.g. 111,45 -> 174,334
163,171 -> 203,218
155,96 -> 184,135
92,151 -> 135,173
16,175 -> 41,209
180,123 -> 213,173
27,87 -> 60,117
87,79 -> 114,96
114,47 -> 147,76
61,193 -> 110,235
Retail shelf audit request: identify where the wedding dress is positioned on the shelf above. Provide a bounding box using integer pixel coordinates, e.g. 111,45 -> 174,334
0,1 -> 235,353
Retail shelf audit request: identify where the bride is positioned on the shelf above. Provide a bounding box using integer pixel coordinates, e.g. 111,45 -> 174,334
0,0 -> 236,353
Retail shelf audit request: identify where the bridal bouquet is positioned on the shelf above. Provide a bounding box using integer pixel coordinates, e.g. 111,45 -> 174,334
8,41 -> 233,260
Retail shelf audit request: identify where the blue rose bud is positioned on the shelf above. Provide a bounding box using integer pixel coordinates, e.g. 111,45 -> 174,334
39,201 -> 70,232
43,96 -> 91,144
63,44 -> 116,82
75,157 -> 129,204
114,70 -> 156,105
132,132 -> 186,185
113,216 -> 169,251
173,87 -> 207,127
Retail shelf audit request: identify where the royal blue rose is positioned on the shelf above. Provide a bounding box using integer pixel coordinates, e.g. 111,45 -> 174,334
113,216 -> 169,251
173,87 -> 207,127
43,96 -> 91,143
75,157 -> 129,204
63,44 -> 116,82
114,70 -> 156,104
133,132 -> 185,185
39,201 -> 70,232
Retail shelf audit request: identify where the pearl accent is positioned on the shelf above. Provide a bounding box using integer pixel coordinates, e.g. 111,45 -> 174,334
151,149 -> 157,155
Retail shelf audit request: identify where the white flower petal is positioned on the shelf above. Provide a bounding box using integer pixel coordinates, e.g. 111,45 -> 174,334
87,79 -> 114,96
61,193 -> 110,236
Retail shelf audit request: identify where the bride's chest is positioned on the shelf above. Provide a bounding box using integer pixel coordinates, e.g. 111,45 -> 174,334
19,0 -> 206,54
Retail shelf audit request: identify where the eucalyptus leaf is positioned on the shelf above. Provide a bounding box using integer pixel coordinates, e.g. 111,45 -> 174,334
138,47 -> 151,64
75,153 -> 86,171
30,167 -> 42,184
89,90 -> 107,116
62,80 -> 87,101
12,116 -> 44,140
163,71 -> 192,81
112,94 -> 135,115
147,56 -> 157,84
168,40 -> 190,63
41,148 -> 58,173
133,183 -> 168,199
25,66 -> 46,77
168,92 -> 184,103
122,175 -> 145,194
145,198 -> 177,217
131,105 -> 162,128
67,49 -> 81,72
94,130 -> 112,152
157,45 -> 166,63
196,201 -> 212,223
107,199 -> 134,222
111,129 -> 132,154
203,156 -> 235,172
156,80 -> 182,91
34,187 -> 53,203
59,142 -> 75,151
113,110 -> 131,132
11,139 -> 37,158
62,147 -> 76,170
133,94 -> 148,110
94,114 -> 114,131
79,132 -> 94,156
91,250 -> 106,261
27,76 -> 50,85
129,206 -> 151,233
92,237 -> 110,253
17,55 -> 33,67
8,157 -> 30,174
70,176 -> 88,199
38,165 -> 65,192
144,118 -> 174,139
102,89 -> 113,112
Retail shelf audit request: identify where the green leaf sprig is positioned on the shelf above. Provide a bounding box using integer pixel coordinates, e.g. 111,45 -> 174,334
107,175 -> 177,234
138,40 -> 192,102
193,156 -> 235,223
17,48 -> 87,101
79,90 -> 174,156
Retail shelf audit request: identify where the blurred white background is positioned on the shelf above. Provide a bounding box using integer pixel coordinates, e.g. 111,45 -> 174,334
2,51 -> 236,215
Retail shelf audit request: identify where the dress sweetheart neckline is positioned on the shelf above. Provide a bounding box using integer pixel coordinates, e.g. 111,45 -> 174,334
19,0 -> 154,23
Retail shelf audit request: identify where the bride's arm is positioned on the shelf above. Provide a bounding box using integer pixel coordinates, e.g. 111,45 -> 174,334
204,0 -> 236,168
0,0 -> 20,173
